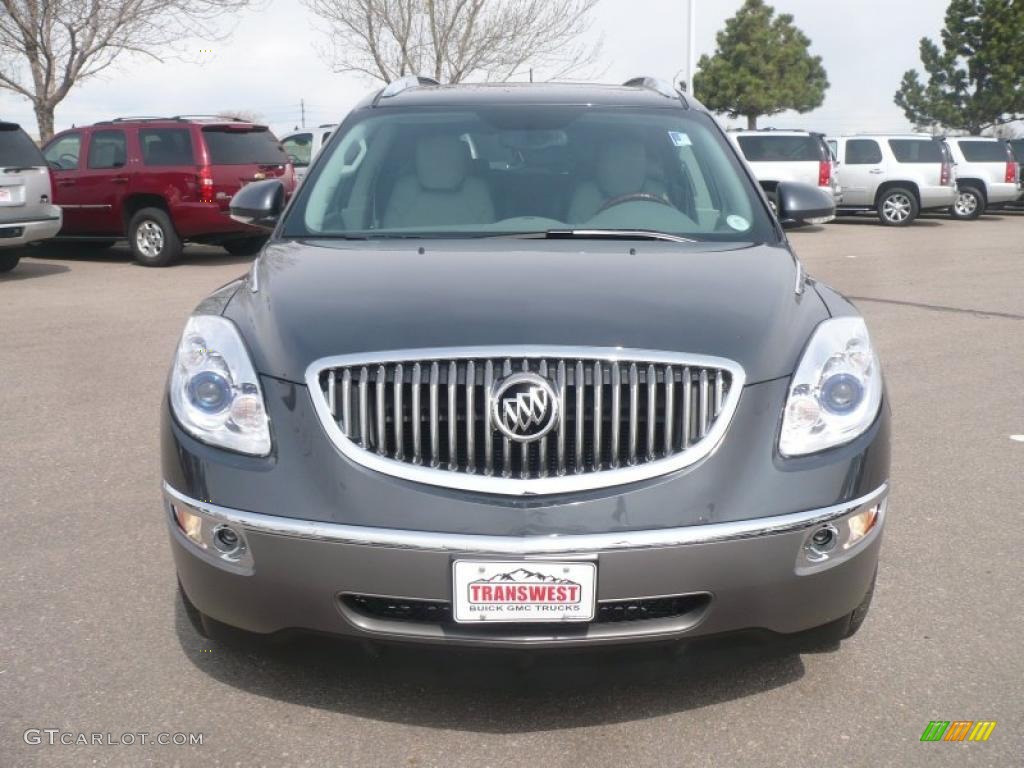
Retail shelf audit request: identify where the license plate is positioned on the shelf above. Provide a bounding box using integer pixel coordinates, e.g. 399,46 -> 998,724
452,560 -> 596,623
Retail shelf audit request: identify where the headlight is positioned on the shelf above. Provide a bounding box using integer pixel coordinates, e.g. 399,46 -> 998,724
779,316 -> 882,457
169,315 -> 271,456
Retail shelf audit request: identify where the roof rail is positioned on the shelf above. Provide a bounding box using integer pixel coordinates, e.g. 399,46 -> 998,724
98,116 -> 172,123
373,75 -> 442,106
171,114 -> 246,122
622,77 -> 688,108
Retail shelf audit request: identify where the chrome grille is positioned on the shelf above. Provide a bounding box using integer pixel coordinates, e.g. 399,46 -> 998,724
306,347 -> 745,495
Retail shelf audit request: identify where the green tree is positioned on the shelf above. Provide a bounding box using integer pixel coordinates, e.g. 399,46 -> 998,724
693,0 -> 828,129
895,0 -> 1024,134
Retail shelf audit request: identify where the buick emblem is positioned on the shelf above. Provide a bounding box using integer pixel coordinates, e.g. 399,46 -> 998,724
491,373 -> 559,443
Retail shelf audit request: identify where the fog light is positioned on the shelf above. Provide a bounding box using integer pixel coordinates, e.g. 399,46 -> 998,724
173,504 -> 204,547
212,525 -> 244,557
846,504 -> 880,548
804,524 -> 839,562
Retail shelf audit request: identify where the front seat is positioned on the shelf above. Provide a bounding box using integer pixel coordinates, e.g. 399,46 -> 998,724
567,138 -> 668,224
383,135 -> 495,229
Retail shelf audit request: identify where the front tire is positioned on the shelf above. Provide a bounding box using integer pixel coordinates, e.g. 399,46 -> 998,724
223,236 -> 267,257
0,252 -> 20,273
951,185 -> 984,220
877,188 -> 918,227
128,208 -> 182,267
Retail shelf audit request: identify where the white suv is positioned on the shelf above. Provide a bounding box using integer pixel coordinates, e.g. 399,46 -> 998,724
281,124 -> 338,184
828,135 -> 957,226
0,120 -> 62,272
943,137 -> 1021,219
728,129 -> 841,213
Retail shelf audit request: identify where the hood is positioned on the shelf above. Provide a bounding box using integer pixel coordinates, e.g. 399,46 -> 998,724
226,239 -> 827,385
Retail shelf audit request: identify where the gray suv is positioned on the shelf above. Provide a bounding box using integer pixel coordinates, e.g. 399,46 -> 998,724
0,121 -> 62,272
162,78 -> 888,650
829,135 -> 957,226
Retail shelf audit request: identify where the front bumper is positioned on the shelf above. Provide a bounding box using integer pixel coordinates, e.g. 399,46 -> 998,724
0,209 -> 62,248
167,482 -> 887,647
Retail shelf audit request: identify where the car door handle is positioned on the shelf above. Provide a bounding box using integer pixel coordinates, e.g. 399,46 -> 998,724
869,169 -> 884,174
111,176 -> 129,184
57,179 -> 76,187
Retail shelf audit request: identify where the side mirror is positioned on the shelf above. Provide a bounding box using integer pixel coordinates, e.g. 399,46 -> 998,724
230,179 -> 285,230
775,181 -> 836,228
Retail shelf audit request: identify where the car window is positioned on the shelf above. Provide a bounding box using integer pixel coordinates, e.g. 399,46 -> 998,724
1010,140 -> 1024,161
827,139 -> 838,159
958,140 -> 1010,163
845,139 -> 883,165
87,130 -> 127,169
201,126 -> 288,165
735,135 -> 822,162
44,133 -> 82,170
140,128 -> 195,166
0,122 -> 45,167
286,106 -> 775,244
888,140 -> 943,163
282,133 -> 313,167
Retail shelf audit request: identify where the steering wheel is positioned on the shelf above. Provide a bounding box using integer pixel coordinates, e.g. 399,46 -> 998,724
58,153 -> 78,169
596,192 -> 674,215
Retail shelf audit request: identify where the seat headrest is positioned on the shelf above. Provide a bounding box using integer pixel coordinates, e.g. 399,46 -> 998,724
416,135 -> 468,191
596,138 -> 647,198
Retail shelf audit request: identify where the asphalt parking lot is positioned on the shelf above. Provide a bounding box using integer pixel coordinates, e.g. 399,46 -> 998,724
2,213 -> 1022,767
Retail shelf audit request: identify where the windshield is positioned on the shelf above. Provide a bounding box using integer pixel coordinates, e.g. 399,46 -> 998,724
283,106 -> 774,243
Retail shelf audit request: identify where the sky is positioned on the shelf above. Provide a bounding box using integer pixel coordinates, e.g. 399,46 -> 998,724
0,0 -> 953,141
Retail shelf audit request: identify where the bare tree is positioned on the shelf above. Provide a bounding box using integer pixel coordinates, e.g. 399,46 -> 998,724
0,0 -> 253,141
300,0 -> 601,85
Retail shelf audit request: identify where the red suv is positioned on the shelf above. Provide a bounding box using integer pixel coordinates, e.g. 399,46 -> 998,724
42,116 -> 296,266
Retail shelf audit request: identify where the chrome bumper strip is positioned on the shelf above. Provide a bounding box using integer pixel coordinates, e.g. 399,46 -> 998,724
163,482 -> 887,556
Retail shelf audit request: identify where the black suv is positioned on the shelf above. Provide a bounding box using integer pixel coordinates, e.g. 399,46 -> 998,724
163,78 -> 889,650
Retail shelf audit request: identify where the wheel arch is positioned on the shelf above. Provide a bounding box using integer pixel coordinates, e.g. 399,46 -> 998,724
874,180 -> 920,208
955,177 -> 987,201
122,194 -> 171,230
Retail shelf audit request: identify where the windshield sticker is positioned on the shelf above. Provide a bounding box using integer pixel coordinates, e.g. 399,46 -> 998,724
668,131 -> 692,147
726,215 -> 751,231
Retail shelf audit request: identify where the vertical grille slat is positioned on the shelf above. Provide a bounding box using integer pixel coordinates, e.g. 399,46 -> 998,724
358,366 -> 369,448
538,360 -> 549,477
646,363 -> 657,460
610,362 -> 621,468
699,369 -> 710,439
393,363 -> 404,461
502,359 -> 513,478
411,363 -> 422,464
466,360 -> 476,474
375,365 -> 387,455
628,363 -> 639,465
556,360 -> 567,476
317,351 -> 737,488
574,360 -> 585,474
484,360 -> 494,476
448,361 -> 458,471
341,369 -> 353,439
664,365 -> 674,455
592,361 -> 603,470
429,362 -> 440,468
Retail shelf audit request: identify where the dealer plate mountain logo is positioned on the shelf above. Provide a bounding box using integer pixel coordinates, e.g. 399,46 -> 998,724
467,567 -> 582,605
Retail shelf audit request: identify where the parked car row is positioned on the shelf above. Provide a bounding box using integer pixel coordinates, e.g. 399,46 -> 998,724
0,115 -> 297,271
729,128 -> 1023,227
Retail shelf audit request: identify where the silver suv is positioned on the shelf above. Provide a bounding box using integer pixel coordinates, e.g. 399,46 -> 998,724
828,135 -> 956,226
0,121 -> 62,272
943,136 -> 1021,219
728,129 -> 841,214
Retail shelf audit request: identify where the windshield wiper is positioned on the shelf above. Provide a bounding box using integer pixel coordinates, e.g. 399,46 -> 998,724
507,229 -> 696,244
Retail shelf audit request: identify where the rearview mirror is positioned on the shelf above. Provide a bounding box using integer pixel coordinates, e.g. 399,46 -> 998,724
775,181 -> 836,228
230,180 -> 285,230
